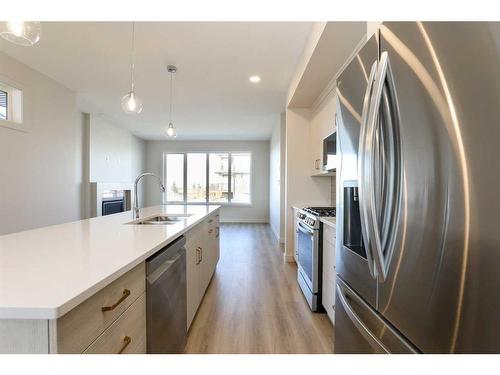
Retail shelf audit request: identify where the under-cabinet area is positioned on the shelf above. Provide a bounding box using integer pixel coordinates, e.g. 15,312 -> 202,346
0,206 -> 220,354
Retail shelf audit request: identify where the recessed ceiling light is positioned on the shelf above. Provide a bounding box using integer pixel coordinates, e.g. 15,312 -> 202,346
249,75 -> 261,83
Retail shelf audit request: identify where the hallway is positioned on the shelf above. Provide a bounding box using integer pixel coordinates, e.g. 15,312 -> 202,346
185,223 -> 334,354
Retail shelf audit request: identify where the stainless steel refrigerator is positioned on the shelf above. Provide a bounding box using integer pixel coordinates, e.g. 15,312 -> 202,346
335,22 -> 500,353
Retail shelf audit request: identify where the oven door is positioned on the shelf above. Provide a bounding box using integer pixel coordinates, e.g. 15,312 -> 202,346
296,221 -> 319,293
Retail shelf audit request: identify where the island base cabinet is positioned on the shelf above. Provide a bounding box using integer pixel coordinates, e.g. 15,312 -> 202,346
186,229 -> 203,329
56,262 -> 145,353
0,264 -> 147,354
186,211 -> 220,330
83,293 -> 146,354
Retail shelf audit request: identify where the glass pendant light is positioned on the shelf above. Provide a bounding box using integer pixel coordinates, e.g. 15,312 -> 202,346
166,65 -> 177,138
0,21 -> 41,46
121,22 -> 143,114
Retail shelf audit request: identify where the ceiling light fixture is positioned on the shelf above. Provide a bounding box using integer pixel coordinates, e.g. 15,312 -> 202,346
166,65 -> 177,138
121,22 -> 143,114
249,75 -> 261,83
0,21 -> 41,46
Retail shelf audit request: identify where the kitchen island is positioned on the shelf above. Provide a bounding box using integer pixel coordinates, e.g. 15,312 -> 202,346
0,204 -> 220,353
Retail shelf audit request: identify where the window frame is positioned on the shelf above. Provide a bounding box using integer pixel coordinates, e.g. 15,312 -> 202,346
163,151 -> 252,206
0,75 -> 26,133
0,82 -> 13,123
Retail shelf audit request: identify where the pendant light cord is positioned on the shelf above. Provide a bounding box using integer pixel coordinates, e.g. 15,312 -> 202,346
169,71 -> 174,124
130,22 -> 135,91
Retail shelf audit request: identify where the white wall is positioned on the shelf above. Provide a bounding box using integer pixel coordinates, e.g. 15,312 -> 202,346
269,118 -> 281,240
284,108 -> 332,260
144,140 -> 270,223
279,113 -> 286,242
88,115 -> 145,184
81,114 -> 146,217
269,113 -> 286,243
0,52 -> 83,235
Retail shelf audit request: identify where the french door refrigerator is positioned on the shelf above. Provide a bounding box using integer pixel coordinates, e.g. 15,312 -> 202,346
335,22 -> 500,353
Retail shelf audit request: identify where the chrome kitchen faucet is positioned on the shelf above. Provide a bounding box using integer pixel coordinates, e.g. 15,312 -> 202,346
134,172 -> 166,219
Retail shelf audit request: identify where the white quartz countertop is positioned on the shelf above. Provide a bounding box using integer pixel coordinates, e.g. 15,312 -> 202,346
0,205 -> 220,320
320,217 -> 337,228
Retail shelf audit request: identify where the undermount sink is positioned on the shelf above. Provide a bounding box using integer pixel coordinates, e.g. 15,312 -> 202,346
128,214 -> 193,225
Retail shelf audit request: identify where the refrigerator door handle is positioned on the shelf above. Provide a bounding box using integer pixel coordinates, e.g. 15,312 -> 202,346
357,60 -> 378,279
336,283 -> 389,353
365,51 -> 401,282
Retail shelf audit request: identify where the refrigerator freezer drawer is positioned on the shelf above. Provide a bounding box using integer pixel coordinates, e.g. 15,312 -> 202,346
334,277 -> 418,354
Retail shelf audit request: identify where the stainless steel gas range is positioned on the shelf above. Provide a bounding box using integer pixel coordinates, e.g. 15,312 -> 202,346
295,206 -> 336,311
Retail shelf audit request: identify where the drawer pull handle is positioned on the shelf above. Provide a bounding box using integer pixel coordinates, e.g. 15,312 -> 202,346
208,219 -> 214,223
118,336 -> 132,354
208,229 -> 213,233
101,289 -> 131,312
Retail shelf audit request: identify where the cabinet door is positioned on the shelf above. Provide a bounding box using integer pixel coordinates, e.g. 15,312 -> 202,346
186,239 -> 201,329
322,226 -> 336,324
213,212 -> 220,264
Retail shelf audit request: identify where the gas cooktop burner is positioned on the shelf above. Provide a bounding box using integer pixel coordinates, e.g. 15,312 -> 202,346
303,206 -> 336,217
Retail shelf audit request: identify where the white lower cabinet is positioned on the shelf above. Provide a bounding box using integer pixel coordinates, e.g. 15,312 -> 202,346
186,211 -> 220,329
322,223 -> 336,324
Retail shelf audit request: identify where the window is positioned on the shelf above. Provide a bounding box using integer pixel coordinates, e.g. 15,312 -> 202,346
164,152 -> 252,204
230,153 -> 251,204
187,153 -> 207,202
0,81 -> 23,125
209,153 -> 229,203
0,90 -> 7,120
165,154 -> 184,202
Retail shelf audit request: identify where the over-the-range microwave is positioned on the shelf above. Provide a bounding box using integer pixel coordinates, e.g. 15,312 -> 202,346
322,131 -> 337,171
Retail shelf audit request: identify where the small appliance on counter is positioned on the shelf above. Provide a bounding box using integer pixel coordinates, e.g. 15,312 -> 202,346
295,206 -> 336,311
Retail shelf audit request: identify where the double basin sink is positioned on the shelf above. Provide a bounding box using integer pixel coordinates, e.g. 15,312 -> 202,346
128,214 -> 193,225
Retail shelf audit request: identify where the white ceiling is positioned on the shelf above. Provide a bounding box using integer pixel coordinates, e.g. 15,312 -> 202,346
0,22 -> 312,140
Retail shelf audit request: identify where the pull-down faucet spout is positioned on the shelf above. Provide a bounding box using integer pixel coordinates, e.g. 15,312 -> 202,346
134,172 -> 166,219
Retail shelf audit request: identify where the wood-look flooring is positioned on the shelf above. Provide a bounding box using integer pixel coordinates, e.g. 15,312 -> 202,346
185,223 -> 334,354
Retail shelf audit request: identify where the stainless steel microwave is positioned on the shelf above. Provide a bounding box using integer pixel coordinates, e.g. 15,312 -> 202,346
322,131 -> 337,171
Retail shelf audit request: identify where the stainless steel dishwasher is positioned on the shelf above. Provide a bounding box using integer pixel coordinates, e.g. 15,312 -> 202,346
146,235 -> 187,353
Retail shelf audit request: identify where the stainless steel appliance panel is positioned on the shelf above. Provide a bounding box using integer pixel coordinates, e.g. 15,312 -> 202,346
375,22 -> 500,353
336,34 -> 379,307
335,277 -> 418,354
296,221 -> 319,292
146,236 -> 187,353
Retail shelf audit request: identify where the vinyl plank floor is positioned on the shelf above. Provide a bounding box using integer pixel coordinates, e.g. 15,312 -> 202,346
185,223 -> 334,354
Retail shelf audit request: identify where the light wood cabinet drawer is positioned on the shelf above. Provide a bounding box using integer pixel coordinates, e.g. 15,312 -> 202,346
56,262 -> 145,353
83,293 -> 146,354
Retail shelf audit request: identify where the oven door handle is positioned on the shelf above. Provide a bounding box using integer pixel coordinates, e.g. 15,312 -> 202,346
297,221 -> 315,236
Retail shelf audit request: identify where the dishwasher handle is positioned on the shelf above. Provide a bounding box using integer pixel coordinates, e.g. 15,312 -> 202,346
146,250 -> 184,285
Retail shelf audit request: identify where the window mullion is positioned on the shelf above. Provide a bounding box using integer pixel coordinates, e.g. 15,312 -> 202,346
183,153 -> 188,203
228,152 -> 232,203
206,153 -> 209,203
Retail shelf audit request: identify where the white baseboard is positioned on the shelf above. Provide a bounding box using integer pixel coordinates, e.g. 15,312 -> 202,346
220,219 -> 269,223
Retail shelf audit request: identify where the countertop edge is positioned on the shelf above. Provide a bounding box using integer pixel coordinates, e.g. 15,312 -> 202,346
320,217 -> 337,228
